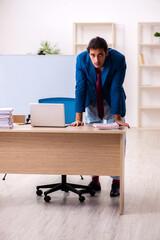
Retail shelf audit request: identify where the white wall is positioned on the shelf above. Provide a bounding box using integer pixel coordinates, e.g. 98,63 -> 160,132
0,0 -> 160,126
0,55 -> 76,114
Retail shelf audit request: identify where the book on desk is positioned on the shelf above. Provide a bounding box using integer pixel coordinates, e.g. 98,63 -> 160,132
0,108 -> 13,129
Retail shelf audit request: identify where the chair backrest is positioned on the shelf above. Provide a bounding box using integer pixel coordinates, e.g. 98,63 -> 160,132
38,97 -> 75,124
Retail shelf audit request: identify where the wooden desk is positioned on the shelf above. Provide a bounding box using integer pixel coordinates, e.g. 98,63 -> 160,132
0,124 -> 126,214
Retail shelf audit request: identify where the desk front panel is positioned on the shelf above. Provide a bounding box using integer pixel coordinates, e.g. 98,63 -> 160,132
0,132 -> 122,176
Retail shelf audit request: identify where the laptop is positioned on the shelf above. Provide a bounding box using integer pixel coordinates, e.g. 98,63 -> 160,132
30,103 -> 66,127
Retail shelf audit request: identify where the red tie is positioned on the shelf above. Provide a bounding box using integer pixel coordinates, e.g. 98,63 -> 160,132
96,72 -> 104,120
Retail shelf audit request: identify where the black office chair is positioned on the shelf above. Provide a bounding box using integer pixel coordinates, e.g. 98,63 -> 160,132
36,97 -> 95,203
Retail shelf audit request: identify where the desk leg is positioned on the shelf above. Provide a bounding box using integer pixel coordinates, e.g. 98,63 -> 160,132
120,133 -> 125,215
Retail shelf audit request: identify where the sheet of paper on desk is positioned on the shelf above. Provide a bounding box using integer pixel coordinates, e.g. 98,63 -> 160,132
92,122 -> 119,129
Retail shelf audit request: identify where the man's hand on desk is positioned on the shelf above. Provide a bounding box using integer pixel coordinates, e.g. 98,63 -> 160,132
114,114 -> 130,129
69,121 -> 84,127
69,112 -> 84,126
115,120 -> 130,129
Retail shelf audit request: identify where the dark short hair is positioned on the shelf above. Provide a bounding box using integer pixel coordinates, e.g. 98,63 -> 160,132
87,36 -> 108,53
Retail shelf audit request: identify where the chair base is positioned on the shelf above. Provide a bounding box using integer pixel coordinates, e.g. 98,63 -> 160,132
36,175 -> 95,202
2,173 -> 7,180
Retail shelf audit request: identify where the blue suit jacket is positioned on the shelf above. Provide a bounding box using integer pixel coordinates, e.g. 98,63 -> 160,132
75,48 -> 127,117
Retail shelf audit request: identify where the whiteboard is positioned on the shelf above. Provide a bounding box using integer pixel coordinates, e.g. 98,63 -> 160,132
0,55 -> 76,114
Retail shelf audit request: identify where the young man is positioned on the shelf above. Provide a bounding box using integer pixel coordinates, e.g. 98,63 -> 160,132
70,36 -> 130,197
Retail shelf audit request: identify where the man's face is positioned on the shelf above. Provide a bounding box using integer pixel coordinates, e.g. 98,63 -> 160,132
89,48 -> 108,70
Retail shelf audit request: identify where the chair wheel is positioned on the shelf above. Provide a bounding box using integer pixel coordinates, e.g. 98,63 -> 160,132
44,195 -> 51,202
36,189 -> 43,196
44,196 -> 51,202
79,196 -> 85,202
90,190 -> 96,196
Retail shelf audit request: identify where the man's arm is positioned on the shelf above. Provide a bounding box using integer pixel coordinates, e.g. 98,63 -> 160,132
70,53 -> 87,127
75,54 -> 87,113
110,55 -> 126,115
110,55 -> 130,128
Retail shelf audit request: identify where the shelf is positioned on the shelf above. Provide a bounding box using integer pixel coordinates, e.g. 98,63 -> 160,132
74,43 -> 113,48
74,43 -> 87,46
139,86 -> 160,88
139,65 -> 160,68
139,106 -> 160,109
139,127 -> 160,130
138,22 -> 160,128
139,43 -> 160,47
138,22 -> 160,25
73,22 -> 115,54
73,22 -> 114,26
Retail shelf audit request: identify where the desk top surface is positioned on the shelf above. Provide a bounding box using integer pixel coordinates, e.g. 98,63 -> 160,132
0,124 -> 126,135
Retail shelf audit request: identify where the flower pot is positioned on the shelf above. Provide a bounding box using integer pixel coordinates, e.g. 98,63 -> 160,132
155,37 -> 160,44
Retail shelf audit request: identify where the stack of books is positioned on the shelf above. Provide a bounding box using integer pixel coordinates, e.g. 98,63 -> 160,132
0,108 -> 13,129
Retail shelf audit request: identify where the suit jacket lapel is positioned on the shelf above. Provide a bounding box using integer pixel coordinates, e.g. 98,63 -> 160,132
101,53 -> 111,87
88,58 -> 97,85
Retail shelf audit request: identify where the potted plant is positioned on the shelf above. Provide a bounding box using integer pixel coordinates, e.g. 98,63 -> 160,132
38,41 -> 61,55
154,32 -> 160,43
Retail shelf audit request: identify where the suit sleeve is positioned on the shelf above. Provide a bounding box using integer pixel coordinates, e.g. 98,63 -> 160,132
110,55 -> 126,115
75,55 -> 87,112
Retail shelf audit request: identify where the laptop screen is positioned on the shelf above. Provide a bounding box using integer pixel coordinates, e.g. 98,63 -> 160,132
30,103 -> 65,127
